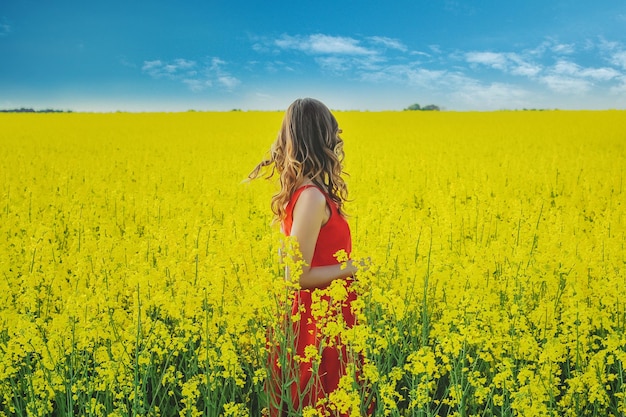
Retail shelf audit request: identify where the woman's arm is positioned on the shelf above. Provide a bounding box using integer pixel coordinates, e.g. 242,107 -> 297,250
288,187 -> 357,290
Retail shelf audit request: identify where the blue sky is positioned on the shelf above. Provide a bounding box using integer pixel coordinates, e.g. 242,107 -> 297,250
1,0 -> 626,111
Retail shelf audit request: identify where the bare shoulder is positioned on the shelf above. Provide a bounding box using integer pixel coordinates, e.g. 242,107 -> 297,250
295,186 -> 326,209
293,187 -> 327,220
293,186 -> 331,226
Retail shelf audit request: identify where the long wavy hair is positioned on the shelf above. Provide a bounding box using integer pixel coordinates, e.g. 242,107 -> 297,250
248,98 -> 348,221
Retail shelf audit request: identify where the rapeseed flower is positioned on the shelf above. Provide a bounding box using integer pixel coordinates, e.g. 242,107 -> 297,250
0,111 -> 624,416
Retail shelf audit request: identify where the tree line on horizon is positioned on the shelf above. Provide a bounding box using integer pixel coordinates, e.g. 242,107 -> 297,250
0,108 -> 72,113
404,103 -> 441,111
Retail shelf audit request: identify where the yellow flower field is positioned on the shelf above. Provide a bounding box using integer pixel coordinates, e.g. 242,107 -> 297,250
0,110 -> 625,416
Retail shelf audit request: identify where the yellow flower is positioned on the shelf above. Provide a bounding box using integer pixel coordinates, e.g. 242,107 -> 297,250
222,402 -> 248,417
1,110 -> 624,416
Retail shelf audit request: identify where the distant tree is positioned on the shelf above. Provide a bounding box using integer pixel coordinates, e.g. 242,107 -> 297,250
0,108 -> 34,113
0,108 -> 71,113
404,103 -> 440,111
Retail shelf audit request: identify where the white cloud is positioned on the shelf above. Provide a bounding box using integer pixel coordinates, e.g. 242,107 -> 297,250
611,51 -> 626,70
405,68 -> 449,88
530,53 -> 624,95
142,57 -> 240,92
551,43 -> 575,55
368,36 -> 408,52
268,33 -> 396,77
209,57 -> 226,69
172,58 -> 195,70
0,23 -> 10,36
249,34 -> 626,109
218,76 -> 240,89
450,82 -> 530,110
267,33 -> 433,80
273,35 -> 298,50
598,38 -> 624,55
119,56 -> 137,69
142,60 -> 163,73
428,45 -> 442,55
142,59 -> 197,79
359,64 -> 447,87
275,34 -> 375,55
540,75 -> 591,94
308,34 -> 374,55
465,51 -> 542,78
251,43 -> 269,53
610,76 -> 626,94
509,61 -> 542,77
263,60 -> 296,73
552,60 -> 580,75
463,43 -> 623,93
466,52 -> 508,70
270,33 -> 412,66
530,39 -> 577,58
551,59 -> 620,81
183,79 -> 212,92
315,56 -> 349,73
580,67 -> 621,81
360,63 -> 477,94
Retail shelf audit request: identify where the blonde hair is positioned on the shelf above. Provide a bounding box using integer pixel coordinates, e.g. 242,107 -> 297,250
248,98 -> 348,221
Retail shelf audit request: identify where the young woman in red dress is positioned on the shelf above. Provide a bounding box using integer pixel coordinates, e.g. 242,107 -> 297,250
249,98 -> 370,416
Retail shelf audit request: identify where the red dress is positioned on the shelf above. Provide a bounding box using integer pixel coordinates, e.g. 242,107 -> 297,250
268,185 -> 363,416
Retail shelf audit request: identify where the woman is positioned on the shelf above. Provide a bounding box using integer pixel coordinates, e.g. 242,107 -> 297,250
249,98 -> 367,416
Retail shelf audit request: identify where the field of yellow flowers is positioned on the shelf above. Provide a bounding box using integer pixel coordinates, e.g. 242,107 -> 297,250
1,110 -> 625,416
